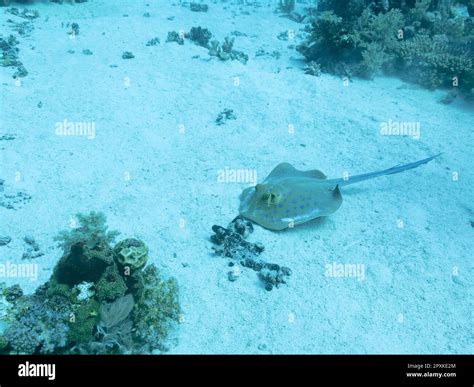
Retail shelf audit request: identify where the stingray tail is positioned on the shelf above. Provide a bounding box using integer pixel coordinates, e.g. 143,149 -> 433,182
330,153 -> 442,187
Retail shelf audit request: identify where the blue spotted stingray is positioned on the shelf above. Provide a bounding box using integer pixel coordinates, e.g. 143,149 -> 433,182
239,154 -> 441,230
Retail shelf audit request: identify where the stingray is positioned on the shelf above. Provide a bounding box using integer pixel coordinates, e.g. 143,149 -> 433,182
239,154 -> 441,231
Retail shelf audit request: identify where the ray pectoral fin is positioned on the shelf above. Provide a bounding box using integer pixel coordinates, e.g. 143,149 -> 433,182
315,184 -> 343,217
239,186 -> 256,213
265,163 -> 327,181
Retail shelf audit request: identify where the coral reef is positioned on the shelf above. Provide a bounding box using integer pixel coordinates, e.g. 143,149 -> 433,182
3,284 -> 23,303
3,294 -> 69,354
1,212 -> 180,354
211,216 -> 292,290
114,238 -> 149,270
0,35 -> 20,66
132,265 -> 181,352
67,299 -> 99,344
74,281 -> 95,301
185,26 -> 213,48
208,36 -> 249,64
396,33 -> 473,89
165,26 -> 248,64
53,241 -> 115,286
297,0 -> 474,94
99,294 -> 134,330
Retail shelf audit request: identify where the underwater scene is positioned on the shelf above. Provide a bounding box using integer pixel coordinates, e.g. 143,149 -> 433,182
0,0 -> 472,355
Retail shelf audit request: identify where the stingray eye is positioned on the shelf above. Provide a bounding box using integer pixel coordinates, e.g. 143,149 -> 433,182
263,192 -> 278,206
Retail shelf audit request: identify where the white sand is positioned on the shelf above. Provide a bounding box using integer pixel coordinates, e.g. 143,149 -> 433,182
0,0 -> 472,354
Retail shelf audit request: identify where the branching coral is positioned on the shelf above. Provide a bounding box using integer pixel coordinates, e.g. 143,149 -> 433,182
304,61 -> 322,76
209,37 -> 249,64
4,295 -> 69,354
54,211 -> 119,251
132,265 -> 181,352
396,33 -> 473,89
297,11 -> 357,73
353,8 -> 404,52
297,1 -> 474,93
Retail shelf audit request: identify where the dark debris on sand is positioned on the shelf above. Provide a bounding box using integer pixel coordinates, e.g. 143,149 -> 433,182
211,216 -> 291,291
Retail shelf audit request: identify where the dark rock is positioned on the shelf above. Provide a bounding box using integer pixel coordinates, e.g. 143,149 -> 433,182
211,224 -> 263,260
146,37 -> 160,46
258,265 -> 291,290
216,108 -> 236,126
210,217 -> 290,290
23,234 -> 35,246
166,31 -> 184,45
190,3 -> 208,12
0,236 -> 11,246
227,215 -> 252,237
122,51 -> 134,59
241,257 -> 264,272
70,23 -> 79,36
13,65 -> 28,78
264,282 -> 273,291
227,270 -> 239,282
